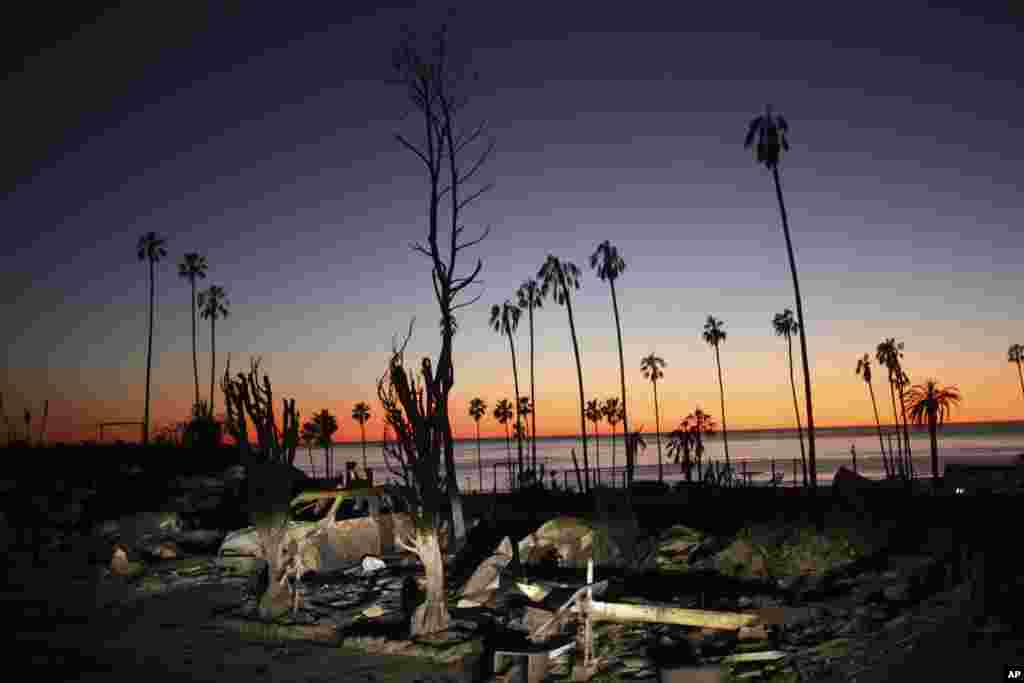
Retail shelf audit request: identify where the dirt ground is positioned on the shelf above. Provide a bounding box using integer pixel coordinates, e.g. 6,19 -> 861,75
6,544 -> 465,683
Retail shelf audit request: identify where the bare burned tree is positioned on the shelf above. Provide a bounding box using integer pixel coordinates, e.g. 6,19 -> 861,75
390,19 -> 493,562
377,323 -> 452,635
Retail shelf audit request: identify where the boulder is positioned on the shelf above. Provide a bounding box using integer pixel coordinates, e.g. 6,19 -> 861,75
361,555 -> 387,574
116,510 -> 185,543
176,529 -> 225,551
833,466 -> 874,514
458,537 -> 514,607
139,539 -> 181,560
110,544 -> 145,579
651,525 -> 707,572
716,522 -> 870,582
517,517 -> 624,569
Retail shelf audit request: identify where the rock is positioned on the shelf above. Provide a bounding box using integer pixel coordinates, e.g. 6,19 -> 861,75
833,465 -> 874,511
362,604 -> 388,618
361,555 -> 387,574
174,475 -> 227,491
715,539 -> 770,580
738,623 -> 769,641
117,510 -> 185,544
175,529 -> 225,551
883,581 -> 912,603
518,517 -> 624,569
458,537 -> 514,607
139,539 -> 181,560
110,545 -> 145,579
652,525 -> 706,572
95,519 -> 120,540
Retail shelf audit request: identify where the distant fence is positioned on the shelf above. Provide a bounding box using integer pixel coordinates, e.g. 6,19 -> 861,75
297,452 -> 939,495
462,454 -> 936,494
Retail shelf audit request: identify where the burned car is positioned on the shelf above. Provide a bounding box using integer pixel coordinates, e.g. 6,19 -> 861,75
217,484 -> 418,575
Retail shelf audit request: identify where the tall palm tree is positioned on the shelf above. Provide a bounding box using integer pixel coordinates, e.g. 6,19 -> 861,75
198,285 -> 229,418
1009,344 -> 1024,403
855,353 -> 891,478
590,241 -> 632,484
702,316 -> 731,467
904,379 -> 961,487
493,398 -> 514,463
490,301 -> 525,478
301,419 -> 319,478
602,397 -> 623,473
518,396 -> 533,471
772,309 -> 807,485
516,280 -> 544,471
177,253 -> 208,410
745,105 -> 817,488
351,402 -> 372,474
311,409 -> 339,481
876,338 -> 911,477
539,254 -> 590,491
585,398 -> 603,478
137,232 -> 167,445
640,353 -> 667,483
469,398 -> 487,491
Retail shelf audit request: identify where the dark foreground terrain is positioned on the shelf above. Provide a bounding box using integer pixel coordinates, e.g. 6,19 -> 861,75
4,444 -> 1024,681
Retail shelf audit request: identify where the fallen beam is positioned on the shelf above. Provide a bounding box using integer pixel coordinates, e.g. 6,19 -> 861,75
588,600 -> 761,630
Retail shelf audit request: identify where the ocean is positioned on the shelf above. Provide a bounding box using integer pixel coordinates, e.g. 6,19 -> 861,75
292,421 -> 1024,492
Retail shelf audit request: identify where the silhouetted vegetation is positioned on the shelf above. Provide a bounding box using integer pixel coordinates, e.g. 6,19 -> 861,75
1009,344 -> 1024,404
220,355 -> 299,466
703,315 -> 731,466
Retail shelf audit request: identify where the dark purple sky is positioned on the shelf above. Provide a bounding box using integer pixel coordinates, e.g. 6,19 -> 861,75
3,1 -> 1023,441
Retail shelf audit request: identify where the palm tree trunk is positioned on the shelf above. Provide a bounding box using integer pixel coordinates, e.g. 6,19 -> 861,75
1016,360 -> 1024,402
772,166 -> 816,489
360,423 -> 367,473
609,280 -> 630,485
209,317 -> 217,418
143,259 -> 155,446
507,331 -> 525,484
594,420 -> 601,476
713,346 -> 730,466
786,334 -> 807,486
191,279 -> 200,409
611,424 -> 617,473
653,380 -> 663,483
929,412 -> 939,487
563,286 -> 589,492
898,379 -> 913,477
528,300 -> 538,471
504,423 -> 512,489
867,381 -> 889,477
476,422 -> 482,491
887,377 -> 903,477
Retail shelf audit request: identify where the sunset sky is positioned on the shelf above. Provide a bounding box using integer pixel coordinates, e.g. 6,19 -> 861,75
2,1 -> 1023,444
